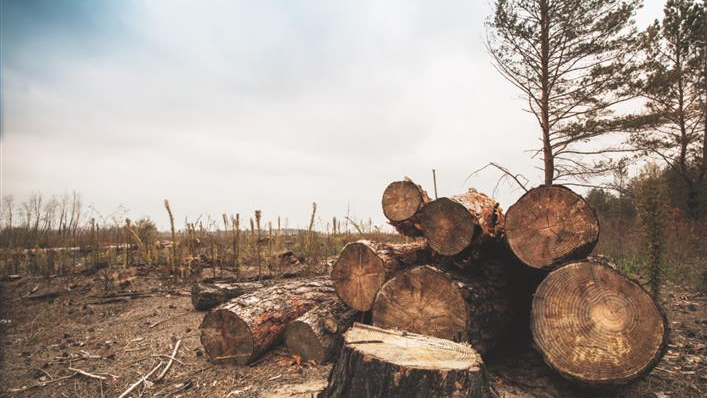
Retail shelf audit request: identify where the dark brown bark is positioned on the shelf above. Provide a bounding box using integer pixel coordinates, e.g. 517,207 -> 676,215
320,323 -> 489,398
331,240 -> 432,311
371,262 -> 512,355
417,189 -> 504,257
381,179 -> 432,237
531,260 -> 668,385
191,281 -> 271,311
285,299 -> 357,364
505,185 -> 599,270
199,277 -> 335,365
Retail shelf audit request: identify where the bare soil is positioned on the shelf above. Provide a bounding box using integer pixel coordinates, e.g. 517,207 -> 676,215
0,269 -> 704,398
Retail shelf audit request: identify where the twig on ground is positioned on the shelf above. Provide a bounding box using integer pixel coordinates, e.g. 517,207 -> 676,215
6,373 -> 76,394
149,312 -> 191,328
118,361 -> 163,398
68,366 -> 107,380
155,340 -> 182,381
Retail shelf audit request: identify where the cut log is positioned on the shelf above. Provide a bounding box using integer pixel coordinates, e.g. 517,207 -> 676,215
200,277 -> 335,365
191,281 -> 271,311
505,185 -> 599,270
372,263 -> 511,355
381,179 -> 431,237
418,189 -> 504,256
285,299 -> 357,363
331,240 -> 431,311
531,260 -> 668,385
321,323 -> 489,398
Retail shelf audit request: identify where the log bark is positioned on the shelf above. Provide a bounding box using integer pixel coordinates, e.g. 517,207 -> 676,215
418,189 -> 504,256
330,240 -> 432,311
505,185 -> 599,270
381,179 -> 431,237
191,281 -> 271,311
320,323 -> 489,398
285,299 -> 357,363
372,263 -> 511,355
531,260 -> 668,385
200,277 -> 335,365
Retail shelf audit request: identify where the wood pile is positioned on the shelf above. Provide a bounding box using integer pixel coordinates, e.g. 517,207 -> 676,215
194,178 -> 668,396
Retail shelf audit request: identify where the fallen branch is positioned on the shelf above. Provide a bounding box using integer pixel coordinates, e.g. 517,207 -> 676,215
68,366 -> 107,380
156,340 -> 182,381
6,373 -> 76,394
118,361 -> 163,398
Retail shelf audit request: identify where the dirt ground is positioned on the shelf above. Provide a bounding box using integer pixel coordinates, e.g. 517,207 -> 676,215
0,268 -> 704,398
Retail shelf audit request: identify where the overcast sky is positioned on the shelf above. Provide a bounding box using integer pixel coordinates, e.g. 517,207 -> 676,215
0,0 -> 666,230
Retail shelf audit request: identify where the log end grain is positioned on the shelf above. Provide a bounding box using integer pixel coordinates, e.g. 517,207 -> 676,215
419,197 -> 478,256
200,309 -> 254,365
505,185 -> 599,270
531,260 -> 668,385
331,242 -> 386,311
382,180 -> 427,222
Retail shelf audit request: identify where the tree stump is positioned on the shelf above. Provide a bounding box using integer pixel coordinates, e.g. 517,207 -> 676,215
372,264 -> 511,355
381,179 -> 431,237
331,240 -> 432,311
321,323 -> 489,398
531,260 -> 668,385
200,277 -> 335,365
505,185 -> 599,270
191,281 -> 270,311
418,189 -> 504,256
285,299 -> 357,363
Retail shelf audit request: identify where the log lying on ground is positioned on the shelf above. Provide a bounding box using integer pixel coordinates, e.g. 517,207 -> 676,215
321,323 -> 489,398
191,281 -> 272,311
200,277 -> 335,365
285,299 -> 357,363
331,240 -> 432,311
531,260 -> 668,385
418,189 -> 504,257
381,179 -> 431,237
372,263 -> 511,355
505,185 -> 599,270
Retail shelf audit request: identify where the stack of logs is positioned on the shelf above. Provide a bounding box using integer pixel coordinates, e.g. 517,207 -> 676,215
195,178 -> 668,398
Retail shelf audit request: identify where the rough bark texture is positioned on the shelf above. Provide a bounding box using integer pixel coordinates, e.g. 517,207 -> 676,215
418,189 -> 505,256
285,299 -> 357,363
320,323 -> 489,398
199,277 -> 335,365
381,178 -> 432,237
372,263 -> 512,355
505,185 -> 599,270
531,260 -> 668,385
191,281 -> 271,311
331,240 -> 432,311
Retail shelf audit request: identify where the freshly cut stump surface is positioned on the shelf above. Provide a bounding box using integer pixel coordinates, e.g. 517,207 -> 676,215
418,189 -> 504,256
381,179 -> 431,237
531,260 -> 668,385
505,185 -> 599,270
372,264 -> 511,354
200,278 -> 334,365
331,240 -> 431,311
321,323 -> 489,398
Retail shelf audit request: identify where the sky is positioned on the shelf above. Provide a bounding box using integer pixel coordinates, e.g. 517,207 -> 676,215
0,0 -> 667,230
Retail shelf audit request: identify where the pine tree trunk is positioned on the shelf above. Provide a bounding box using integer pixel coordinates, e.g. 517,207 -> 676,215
191,281 -> 270,311
321,323 -> 489,398
371,263 -> 511,355
381,179 -> 431,237
531,260 -> 668,385
417,189 -> 504,256
505,185 -> 599,270
200,277 -> 335,365
331,240 -> 432,311
285,299 -> 357,364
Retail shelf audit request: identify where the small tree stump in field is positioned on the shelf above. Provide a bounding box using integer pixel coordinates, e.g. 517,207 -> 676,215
531,260 -> 668,385
285,299 -> 357,363
418,189 -> 504,256
372,263 -> 511,355
381,179 -> 431,237
505,185 -> 599,270
321,323 -> 489,398
331,240 -> 431,311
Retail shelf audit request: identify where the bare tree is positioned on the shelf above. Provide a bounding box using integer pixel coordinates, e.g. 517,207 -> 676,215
486,0 -> 640,185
